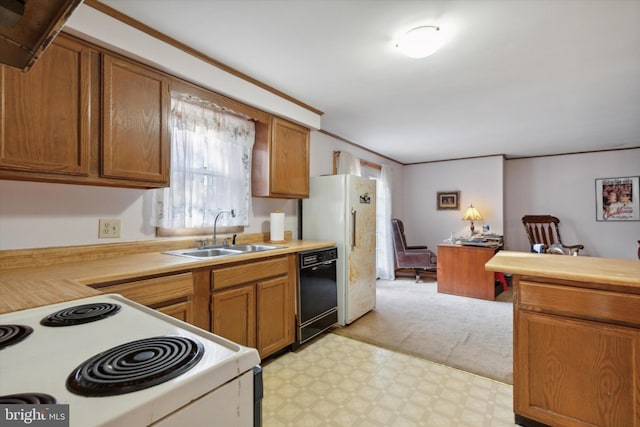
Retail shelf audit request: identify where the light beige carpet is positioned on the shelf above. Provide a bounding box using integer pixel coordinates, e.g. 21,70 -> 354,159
332,278 -> 513,384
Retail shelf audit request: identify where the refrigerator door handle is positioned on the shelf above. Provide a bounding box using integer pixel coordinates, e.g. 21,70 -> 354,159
351,208 -> 357,249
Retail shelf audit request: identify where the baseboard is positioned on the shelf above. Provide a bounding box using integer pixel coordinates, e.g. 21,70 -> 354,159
514,414 -> 550,427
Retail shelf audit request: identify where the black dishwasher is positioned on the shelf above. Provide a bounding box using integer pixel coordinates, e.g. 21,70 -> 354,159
295,247 -> 338,347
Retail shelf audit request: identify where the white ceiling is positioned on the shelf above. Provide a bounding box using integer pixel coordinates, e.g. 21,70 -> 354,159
99,0 -> 640,164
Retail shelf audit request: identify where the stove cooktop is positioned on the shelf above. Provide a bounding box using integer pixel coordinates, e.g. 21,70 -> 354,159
0,294 -> 260,426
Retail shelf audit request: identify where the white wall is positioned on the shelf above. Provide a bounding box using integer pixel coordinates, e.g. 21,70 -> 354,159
505,148 -> 640,259
0,130 -> 398,251
64,5 -> 321,130
1,146 -> 637,259
401,149 -> 639,260
0,179 -> 298,250
309,131 -> 405,219
0,181 -> 150,249
403,156 -> 505,254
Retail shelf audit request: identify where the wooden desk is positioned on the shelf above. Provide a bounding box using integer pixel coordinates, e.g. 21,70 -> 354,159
436,244 -> 499,300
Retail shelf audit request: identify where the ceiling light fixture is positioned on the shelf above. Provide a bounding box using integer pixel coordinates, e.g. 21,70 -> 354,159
396,25 -> 443,59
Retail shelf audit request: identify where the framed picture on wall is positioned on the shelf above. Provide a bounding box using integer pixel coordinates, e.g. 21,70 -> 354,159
595,176 -> 639,221
437,191 -> 460,210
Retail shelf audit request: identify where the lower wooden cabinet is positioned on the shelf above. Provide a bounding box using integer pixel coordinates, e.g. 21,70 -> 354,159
211,255 -> 295,358
514,278 -> 640,427
91,272 -> 194,324
89,254 -> 296,359
157,300 -> 193,323
212,284 -> 256,348
257,275 -> 292,357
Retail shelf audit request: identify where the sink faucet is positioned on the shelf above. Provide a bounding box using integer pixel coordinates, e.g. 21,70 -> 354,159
213,209 -> 235,246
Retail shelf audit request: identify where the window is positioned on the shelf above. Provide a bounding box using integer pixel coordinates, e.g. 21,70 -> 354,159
151,94 -> 255,231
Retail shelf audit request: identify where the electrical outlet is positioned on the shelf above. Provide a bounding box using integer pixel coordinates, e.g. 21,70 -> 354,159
98,219 -> 121,238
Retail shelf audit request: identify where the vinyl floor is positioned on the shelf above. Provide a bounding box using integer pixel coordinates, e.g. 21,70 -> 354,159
262,333 -> 517,427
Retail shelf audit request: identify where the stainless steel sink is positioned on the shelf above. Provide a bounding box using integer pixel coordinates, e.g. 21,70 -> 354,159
164,244 -> 282,260
229,244 -> 281,252
164,247 -> 243,259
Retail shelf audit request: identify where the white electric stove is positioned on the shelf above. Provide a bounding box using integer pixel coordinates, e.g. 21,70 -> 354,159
0,294 -> 261,426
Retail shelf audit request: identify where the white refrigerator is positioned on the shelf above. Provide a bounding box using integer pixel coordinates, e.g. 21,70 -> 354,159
302,174 -> 377,325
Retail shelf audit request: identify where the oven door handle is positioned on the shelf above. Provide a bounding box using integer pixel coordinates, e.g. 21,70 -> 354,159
306,260 -> 337,271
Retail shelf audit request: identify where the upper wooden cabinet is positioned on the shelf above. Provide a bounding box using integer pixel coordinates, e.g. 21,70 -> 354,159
0,36 -> 92,176
0,34 -> 170,188
102,54 -> 170,185
0,0 -> 83,71
252,117 -> 310,198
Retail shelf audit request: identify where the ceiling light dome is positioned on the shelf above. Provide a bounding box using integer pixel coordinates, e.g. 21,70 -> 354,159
396,26 -> 443,59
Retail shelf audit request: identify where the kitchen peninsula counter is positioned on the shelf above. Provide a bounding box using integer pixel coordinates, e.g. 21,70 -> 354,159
485,250 -> 640,289
0,238 -> 334,314
486,251 -> 640,427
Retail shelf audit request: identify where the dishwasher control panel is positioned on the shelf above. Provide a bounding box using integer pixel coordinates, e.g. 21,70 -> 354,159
300,247 -> 338,268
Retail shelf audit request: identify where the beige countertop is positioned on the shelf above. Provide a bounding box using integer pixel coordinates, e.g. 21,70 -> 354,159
486,251 -> 640,288
0,239 -> 334,314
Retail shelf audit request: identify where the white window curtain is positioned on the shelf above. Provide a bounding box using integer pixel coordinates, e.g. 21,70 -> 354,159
376,165 -> 394,280
151,94 -> 255,229
336,151 -> 362,176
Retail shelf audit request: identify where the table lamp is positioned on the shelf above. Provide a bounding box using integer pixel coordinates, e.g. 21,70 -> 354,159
462,204 -> 482,235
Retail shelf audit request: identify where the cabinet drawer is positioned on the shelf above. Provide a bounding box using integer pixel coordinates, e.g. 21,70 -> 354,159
520,280 -> 640,328
93,273 -> 193,307
212,257 -> 288,290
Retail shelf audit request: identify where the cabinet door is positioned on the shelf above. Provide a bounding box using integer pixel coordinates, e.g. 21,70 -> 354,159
158,301 -> 193,323
269,117 -> 309,198
516,311 -> 640,427
102,54 -> 169,185
251,117 -> 309,199
212,285 -> 256,348
0,36 -> 91,175
257,275 -> 293,357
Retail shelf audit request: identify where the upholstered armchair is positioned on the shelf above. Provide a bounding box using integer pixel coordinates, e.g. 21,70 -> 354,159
391,218 -> 437,282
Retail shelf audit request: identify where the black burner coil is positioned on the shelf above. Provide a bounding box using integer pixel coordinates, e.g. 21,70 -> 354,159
0,324 -> 33,350
0,393 -> 57,404
40,303 -> 121,327
67,336 -> 204,396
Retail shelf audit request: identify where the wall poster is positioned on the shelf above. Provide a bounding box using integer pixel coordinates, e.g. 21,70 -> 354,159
595,176 -> 639,221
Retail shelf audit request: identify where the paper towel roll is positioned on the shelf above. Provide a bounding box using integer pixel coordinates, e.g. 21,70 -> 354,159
270,211 -> 285,242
